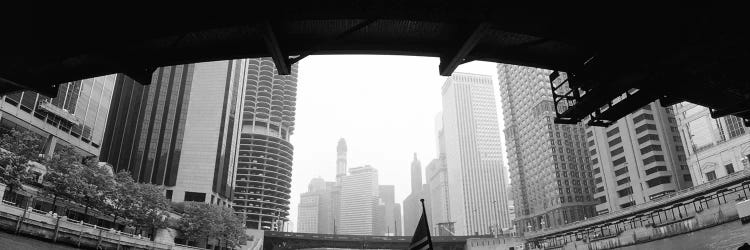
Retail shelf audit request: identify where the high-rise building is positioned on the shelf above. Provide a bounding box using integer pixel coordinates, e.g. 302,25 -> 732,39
337,138 -> 348,183
375,185 -> 402,236
233,58 -> 299,230
587,101 -> 692,215
674,102 -> 750,185
297,178 -> 334,233
411,153 -> 423,193
403,154 -> 432,236
426,158 -> 450,231
339,165 -> 379,235
1,75 -> 116,157
100,60 -> 246,205
498,65 -> 596,233
442,72 -> 510,235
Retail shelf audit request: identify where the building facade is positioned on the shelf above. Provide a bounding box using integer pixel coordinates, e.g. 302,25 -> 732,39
339,165 -> 379,235
403,154 -> 432,236
674,102 -> 750,185
100,60 -> 246,205
587,101 -> 692,215
233,58 -> 299,230
1,74 -> 116,157
498,65 -> 596,233
297,178 -> 334,233
337,138 -> 347,183
441,72 -> 511,235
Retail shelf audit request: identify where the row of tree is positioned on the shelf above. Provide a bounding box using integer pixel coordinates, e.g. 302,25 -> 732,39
0,129 -> 247,248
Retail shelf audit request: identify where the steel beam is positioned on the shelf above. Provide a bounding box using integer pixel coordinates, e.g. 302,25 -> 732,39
261,22 -> 291,75
439,23 -> 490,76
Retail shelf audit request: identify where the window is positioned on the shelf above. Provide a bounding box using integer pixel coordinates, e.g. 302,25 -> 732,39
612,157 -> 626,166
617,187 -> 633,197
632,113 -> 654,124
637,134 -> 660,144
166,190 -> 173,200
640,144 -> 662,154
592,158 -> 599,164
646,176 -> 672,188
608,137 -> 622,147
616,177 -> 631,186
645,165 -> 668,175
606,127 -> 620,137
683,174 -> 692,182
593,167 -> 600,174
725,164 -> 735,174
642,155 -> 665,165
620,201 -> 636,208
610,147 -> 624,157
595,187 -> 604,193
615,166 -> 629,176
588,140 -> 596,147
635,123 -> 657,134
706,171 -> 717,181
595,177 -> 603,184
725,116 -> 746,139
586,131 -> 594,138
184,192 -> 206,202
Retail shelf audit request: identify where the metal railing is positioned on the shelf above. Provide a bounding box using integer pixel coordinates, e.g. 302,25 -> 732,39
526,169 -> 750,238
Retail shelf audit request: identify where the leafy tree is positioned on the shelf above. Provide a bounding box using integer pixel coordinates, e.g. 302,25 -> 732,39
40,146 -> 86,212
174,202 -> 248,248
102,171 -> 139,228
0,129 -> 44,203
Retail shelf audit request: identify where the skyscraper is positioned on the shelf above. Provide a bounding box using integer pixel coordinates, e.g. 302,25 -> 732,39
1,75 -> 116,157
411,153 -> 423,193
587,101 -> 692,215
429,112 -> 454,235
498,65 -> 596,233
376,185 -> 401,236
337,138 -> 348,183
297,177 -> 334,233
233,58 -> 299,230
674,102 -> 750,185
339,165 -> 379,235
403,154 -> 432,235
100,60 -> 246,205
441,72 -> 510,235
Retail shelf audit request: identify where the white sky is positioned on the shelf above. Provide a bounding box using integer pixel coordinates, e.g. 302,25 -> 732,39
288,55 -> 508,229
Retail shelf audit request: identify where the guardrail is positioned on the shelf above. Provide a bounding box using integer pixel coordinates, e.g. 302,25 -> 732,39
526,169 -> 750,238
0,201 -> 171,249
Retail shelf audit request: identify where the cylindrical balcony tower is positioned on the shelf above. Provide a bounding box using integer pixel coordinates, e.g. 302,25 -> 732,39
234,58 -> 298,230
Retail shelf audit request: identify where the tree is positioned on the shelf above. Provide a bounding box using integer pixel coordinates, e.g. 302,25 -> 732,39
75,159 -> 115,223
108,178 -> 170,237
102,171 -> 139,228
174,202 -> 248,248
0,129 -> 44,204
40,146 -> 86,212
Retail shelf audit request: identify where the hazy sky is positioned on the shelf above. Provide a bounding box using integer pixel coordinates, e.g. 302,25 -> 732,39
289,55 -> 507,229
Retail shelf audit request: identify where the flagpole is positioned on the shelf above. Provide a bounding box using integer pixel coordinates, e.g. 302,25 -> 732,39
419,199 -> 433,244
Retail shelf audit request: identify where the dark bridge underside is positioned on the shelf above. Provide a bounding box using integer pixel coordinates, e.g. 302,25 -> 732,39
3,3 -> 750,124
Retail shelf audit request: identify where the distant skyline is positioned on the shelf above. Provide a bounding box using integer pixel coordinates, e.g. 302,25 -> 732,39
289,55 -> 506,231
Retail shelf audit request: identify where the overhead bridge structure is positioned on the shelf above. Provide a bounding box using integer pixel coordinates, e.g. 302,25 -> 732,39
3,4 -> 750,125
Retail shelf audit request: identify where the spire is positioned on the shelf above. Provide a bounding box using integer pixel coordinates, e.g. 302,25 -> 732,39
411,153 -> 423,193
336,138 -> 348,183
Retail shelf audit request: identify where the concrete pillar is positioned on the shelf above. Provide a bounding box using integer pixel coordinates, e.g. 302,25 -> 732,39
0,183 -> 6,201
43,135 -> 59,156
154,227 -> 177,246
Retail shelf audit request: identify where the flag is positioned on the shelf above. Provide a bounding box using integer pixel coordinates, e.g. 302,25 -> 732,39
409,199 -> 433,250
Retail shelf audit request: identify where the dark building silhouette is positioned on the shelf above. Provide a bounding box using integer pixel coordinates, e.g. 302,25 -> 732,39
100,60 -> 246,205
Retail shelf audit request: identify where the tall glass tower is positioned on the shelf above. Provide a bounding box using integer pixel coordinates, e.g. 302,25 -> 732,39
233,58 -> 298,230
441,72 -> 510,235
498,64 -> 596,234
